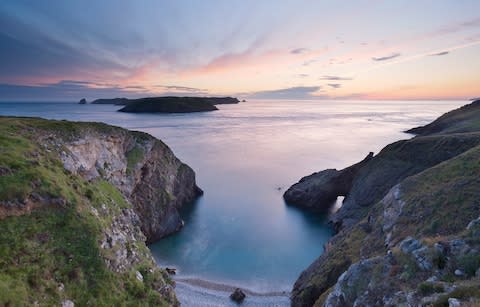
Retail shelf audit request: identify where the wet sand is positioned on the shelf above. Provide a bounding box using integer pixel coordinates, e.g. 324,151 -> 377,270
174,277 -> 290,306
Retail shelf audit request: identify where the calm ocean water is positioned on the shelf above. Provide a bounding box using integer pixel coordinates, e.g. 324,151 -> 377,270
0,99 -> 465,303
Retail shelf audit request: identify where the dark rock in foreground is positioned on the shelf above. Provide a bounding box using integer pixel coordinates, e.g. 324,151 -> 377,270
230,288 -> 246,303
91,97 -> 130,105
78,98 -> 87,104
283,152 -> 373,211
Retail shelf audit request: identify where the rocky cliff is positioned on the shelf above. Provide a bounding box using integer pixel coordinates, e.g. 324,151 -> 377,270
57,123 -> 202,242
0,116 -> 202,306
288,100 -> 480,306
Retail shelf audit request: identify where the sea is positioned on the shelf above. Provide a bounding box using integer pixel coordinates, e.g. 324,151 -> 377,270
0,99 -> 465,306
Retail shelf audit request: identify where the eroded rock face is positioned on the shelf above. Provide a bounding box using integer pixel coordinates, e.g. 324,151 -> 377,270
58,126 -> 202,242
283,152 -> 373,211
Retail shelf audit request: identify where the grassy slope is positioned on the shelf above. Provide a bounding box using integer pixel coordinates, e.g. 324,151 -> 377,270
407,100 -> 480,135
306,143 -> 480,306
293,100 -> 480,306
0,117 -> 171,306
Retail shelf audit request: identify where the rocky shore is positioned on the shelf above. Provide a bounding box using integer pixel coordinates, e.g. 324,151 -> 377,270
0,117 -> 202,305
287,100 -> 480,306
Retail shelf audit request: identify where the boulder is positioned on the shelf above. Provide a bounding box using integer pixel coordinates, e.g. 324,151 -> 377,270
448,298 -> 461,307
165,267 -> 176,275
78,98 -> 87,104
230,288 -> 246,303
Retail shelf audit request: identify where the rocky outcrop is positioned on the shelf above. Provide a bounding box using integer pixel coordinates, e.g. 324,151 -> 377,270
323,228 -> 480,307
57,123 -> 202,242
283,152 -> 373,211
78,98 -> 87,104
290,100 -> 480,306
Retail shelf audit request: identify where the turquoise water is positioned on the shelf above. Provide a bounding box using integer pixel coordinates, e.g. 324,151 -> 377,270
0,100 -> 465,294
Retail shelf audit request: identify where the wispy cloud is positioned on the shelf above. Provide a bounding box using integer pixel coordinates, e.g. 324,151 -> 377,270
372,53 -> 401,61
429,51 -> 449,56
297,74 -> 309,78
153,85 -> 207,94
290,48 -> 308,54
327,83 -> 341,89
318,75 -> 353,81
246,86 -> 321,99
0,80 -> 209,101
0,12 -> 129,84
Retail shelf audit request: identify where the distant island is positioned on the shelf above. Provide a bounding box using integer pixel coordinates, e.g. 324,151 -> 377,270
83,96 -> 240,113
91,97 -> 130,105
116,96 -> 239,113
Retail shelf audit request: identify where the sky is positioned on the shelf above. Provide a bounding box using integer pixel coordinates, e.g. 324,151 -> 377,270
0,0 -> 479,101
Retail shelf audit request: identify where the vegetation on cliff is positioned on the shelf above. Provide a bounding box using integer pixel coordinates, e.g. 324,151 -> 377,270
289,100 -> 480,306
0,116 -> 201,306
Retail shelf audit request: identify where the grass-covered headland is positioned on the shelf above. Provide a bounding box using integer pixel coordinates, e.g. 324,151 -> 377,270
0,117 -> 180,306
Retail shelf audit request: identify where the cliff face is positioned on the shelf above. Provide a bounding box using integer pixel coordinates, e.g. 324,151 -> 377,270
289,100 -> 480,306
58,126 -> 202,243
0,117 -> 201,306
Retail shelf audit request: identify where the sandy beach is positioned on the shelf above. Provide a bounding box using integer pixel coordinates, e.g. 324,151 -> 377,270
175,277 -> 290,306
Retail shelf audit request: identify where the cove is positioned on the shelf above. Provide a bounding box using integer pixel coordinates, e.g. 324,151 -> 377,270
0,99 -> 464,295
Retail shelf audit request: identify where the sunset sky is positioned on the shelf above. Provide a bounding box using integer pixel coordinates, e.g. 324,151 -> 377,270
0,0 -> 479,101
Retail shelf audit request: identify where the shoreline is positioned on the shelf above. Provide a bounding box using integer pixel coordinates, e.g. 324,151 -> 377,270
174,277 -> 291,297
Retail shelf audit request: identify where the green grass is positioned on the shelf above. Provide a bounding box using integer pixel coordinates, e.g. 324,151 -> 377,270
433,285 -> 480,306
126,146 -> 144,174
0,207 -> 169,306
0,117 -> 172,306
418,282 -> 444,296
395,144 -> 480,238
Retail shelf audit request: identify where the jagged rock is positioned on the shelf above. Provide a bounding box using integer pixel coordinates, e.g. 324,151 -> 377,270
324,256 -> 396,306
78,98 -> 87,104
427,276 -> 438,282
448,297 -> 461,307
135,271 -> 144,281
399,237 -> 432,271
412,247 -> 433,271
283,152 -> 373,211
230,288 -> 246,303
165,267 -> 176,275
467,216 -> 480,229
467,216 -> 480,236
449,239 -> 469,256
61,300 -> 74,307
400,237 -> 422,254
